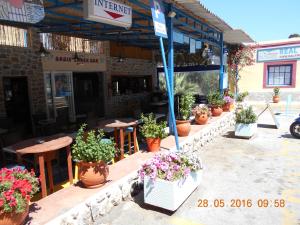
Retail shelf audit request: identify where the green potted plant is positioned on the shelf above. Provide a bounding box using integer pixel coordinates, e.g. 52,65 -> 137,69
273,87 -> 280,103
176,93 -> 195,136
207,92 -> 225,117
72,124 -> 116,188
235,106 -> 257,138
140,113 -> 167,152
0,168 -> 39,225
236,91 -> 249,102
192,105 -> 211,125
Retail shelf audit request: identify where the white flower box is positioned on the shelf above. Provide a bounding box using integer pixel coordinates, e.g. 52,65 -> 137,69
143,170 -> 203,211
235,123 -> 257,138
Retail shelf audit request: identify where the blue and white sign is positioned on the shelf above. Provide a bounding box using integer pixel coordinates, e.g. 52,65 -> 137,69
150,0 -> 167,38
257,45 -> 300,62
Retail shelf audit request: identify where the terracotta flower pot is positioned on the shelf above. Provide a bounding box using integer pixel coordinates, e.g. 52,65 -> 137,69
0,204 -> 29,225
195,114 -> 208,125
176,120 -> 191,137
211,106 -> 223,117
146,138 -> 161,152
222,103 -> 231,112
273,96 -> 280,103
78,161 -> 109,188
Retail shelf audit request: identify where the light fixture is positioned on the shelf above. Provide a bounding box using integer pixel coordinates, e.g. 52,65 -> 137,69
168,11 -> 176,18
39,43 -> 50,57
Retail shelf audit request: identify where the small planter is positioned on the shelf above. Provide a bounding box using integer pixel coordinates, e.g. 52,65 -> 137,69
235,123 -> 257,138
273,96 -> 280,103
0,204 -> 29,225
222,103 -> 231,112
144,171 -> 203,211
211,106 -> 223,117
146,138 -> 161,152
78,161 -> 109,188
195,114 -> 208,125
176,120 -> 191,136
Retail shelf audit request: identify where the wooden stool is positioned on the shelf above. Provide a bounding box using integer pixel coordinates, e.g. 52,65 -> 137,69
125,127 -> 139,155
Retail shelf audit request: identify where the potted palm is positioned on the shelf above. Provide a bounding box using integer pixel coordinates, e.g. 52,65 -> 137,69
139,152 -> 203,211
207,92 -> 225,117
273,87 -> 280,103
72,124 -> 116,188
0,168 -> 39,225
140,114 -> 167,152
235,106 -> 257,138
192,105 -> 211,125
176,93 -> 195,136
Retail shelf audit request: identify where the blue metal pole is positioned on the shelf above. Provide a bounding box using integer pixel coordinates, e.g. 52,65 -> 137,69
159,37 -> 180,151
167,4 -> 175,134
219,33 -> 224,94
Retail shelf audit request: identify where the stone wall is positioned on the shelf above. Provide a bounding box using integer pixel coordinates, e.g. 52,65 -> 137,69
0,28 -> 45,117
44,112 -> 235,225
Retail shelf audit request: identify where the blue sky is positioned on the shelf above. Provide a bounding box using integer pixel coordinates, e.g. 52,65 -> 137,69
200,0 -> 300,42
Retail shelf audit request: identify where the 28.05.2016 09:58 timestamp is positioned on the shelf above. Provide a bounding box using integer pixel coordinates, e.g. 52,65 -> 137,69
197,199 -> 286,208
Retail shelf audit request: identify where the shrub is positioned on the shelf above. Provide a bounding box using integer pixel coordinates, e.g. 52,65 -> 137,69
179,93 -> 195,120
207,92 -> 225,107
72,124 -> 116,163
235,106 -> 257,124
140,113 -> 167,139
0,168 -> 39,213
192,105 -> 211,117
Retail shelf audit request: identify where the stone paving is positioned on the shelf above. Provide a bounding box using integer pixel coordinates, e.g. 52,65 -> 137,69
99,109 -> 300,225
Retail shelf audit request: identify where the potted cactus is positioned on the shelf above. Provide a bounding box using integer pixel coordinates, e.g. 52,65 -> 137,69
273,87 -> 280,103
176,93 -> 195,136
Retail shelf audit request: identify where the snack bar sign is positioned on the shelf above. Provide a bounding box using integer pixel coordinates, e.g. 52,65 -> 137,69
257,45 -> 300,62
84,0 -> 132,28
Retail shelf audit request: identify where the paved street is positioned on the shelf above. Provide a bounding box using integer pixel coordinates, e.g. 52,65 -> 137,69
100,109 -> 300,225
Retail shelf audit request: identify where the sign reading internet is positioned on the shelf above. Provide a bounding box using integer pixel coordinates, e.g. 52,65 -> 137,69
0,0 -> 45,24
84,0 -> 132,28
257,45 -> 300,62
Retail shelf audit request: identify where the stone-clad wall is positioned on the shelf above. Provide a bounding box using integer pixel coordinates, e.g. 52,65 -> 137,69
0,28 -> 45,117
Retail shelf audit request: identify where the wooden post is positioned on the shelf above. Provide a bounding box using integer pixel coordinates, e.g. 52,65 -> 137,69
38,154 -> 47,198
66,145 -> 73,185
120,128 -> 124,159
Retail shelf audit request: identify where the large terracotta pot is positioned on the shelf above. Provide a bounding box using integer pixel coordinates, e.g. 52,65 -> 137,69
195,114 -> 208,125
211,106 -> 223,117
273,96 -> 280,103
0,204 -> 29,225
78,161 -> 109,188
222,103 -> 231,112
146,138 -> 161,152
176,120 -> 191,137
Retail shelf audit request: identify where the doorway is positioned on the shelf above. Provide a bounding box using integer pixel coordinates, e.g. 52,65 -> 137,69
3,77 -> 31,131
73,72 -> 104,117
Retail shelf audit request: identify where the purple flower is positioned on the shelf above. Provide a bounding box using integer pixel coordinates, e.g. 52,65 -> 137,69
173,164 -> 180,171
166,171 -> 173,181
224,96 -> 233,104
184,167 -> 191,176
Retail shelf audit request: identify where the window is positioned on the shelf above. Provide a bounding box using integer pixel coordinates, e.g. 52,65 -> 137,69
263,61 -> 296,88
111,76 -> 152,96
267,65 -> 292,86
0,25 -> 27,47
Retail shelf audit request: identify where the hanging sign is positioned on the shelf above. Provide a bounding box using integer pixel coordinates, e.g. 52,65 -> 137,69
257,45 -> 300,62
83,0 -> 132,28
150,0 -> 167,38
0,0 -> 44,23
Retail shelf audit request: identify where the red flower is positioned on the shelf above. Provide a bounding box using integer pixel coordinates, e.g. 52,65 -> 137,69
0,199 -> 4,207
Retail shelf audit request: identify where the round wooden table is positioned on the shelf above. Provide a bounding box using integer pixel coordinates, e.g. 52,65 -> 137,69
6,134 -> 74,198
104,118 -> 138,160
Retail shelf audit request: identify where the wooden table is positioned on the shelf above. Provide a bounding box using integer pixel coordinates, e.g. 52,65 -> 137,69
102,118 -> 138,160
3,133 -> 74,198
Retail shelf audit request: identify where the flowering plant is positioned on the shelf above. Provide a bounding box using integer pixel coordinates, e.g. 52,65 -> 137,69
192,105 -> 211,117
0,168 -> 39,214
139,152 -> 203,182
223,96 -> 234,104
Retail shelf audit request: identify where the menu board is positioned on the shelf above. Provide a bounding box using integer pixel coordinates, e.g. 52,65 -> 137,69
0,0 -> 45,24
